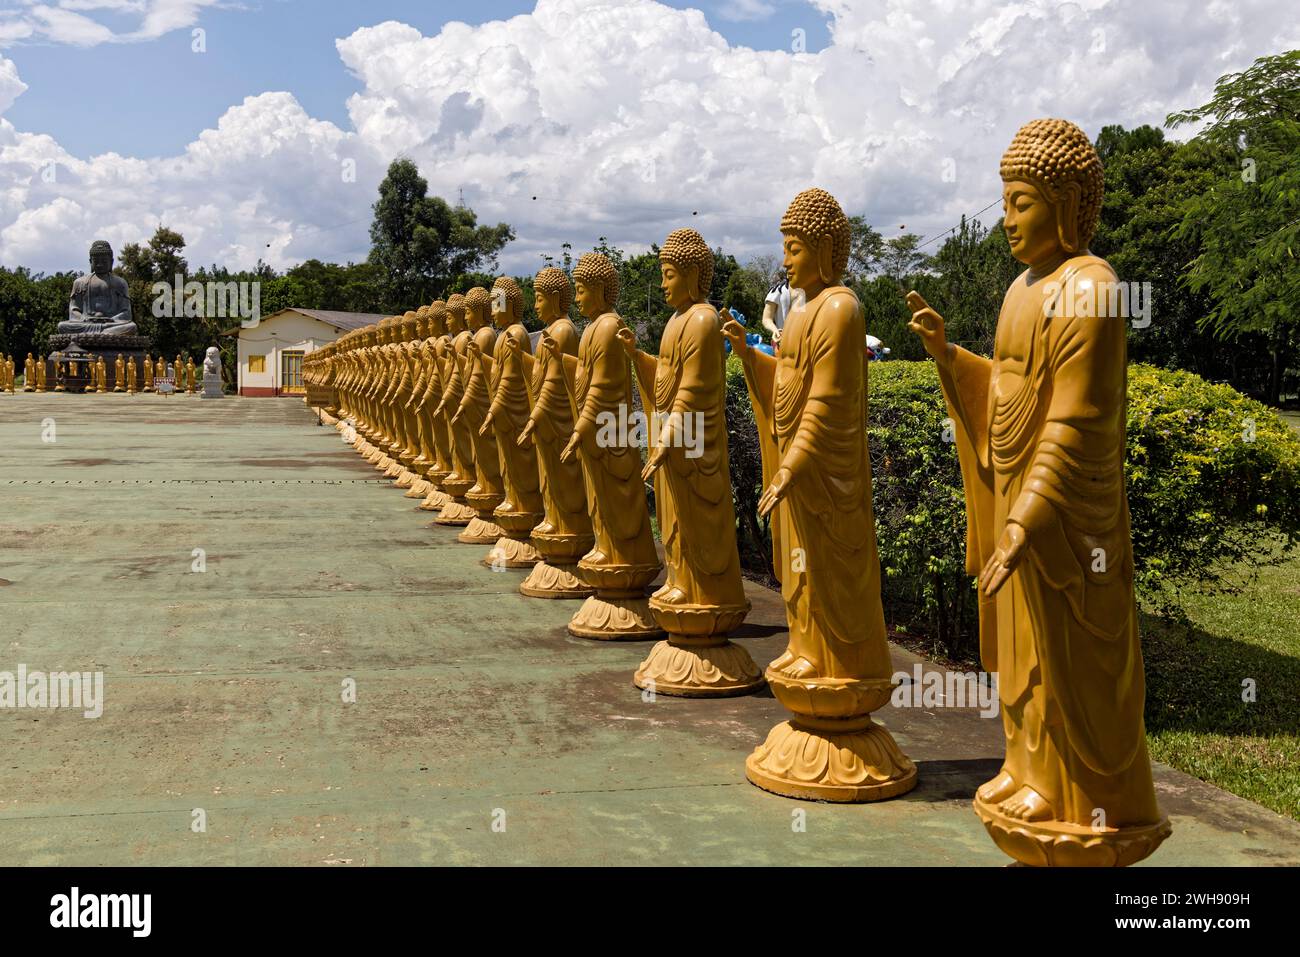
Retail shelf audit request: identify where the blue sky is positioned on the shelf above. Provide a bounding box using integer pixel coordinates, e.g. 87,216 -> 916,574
4,0 -> 831,158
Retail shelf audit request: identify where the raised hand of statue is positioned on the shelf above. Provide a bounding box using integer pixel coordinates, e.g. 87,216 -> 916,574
467,338 -> 481,357
721,318 -> 748,356
540,331 -> 561,360
478,411 -> 494,437
905,291 -> 949,367
560,432 -> 580,464
517,419 -> 535,449
505,335 -> 522,354
980,521 -> 1028,597
757,466 -> 792,518
615,326 -> 637,357
641,444 -> 668,483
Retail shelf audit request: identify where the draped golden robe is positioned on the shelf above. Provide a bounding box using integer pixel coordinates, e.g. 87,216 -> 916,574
487,322 -> 544,519
524,319 -> 592,544
631,305 -> 747,612
939,255 -> 1159,828
558,312 -> 659,575
740,286 -> 892,681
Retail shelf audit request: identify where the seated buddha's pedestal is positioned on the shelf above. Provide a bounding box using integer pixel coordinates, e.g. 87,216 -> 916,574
48,333 -> 152,392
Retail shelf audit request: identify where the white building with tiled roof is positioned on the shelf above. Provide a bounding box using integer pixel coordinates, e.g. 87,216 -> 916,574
236,308 -> 385,397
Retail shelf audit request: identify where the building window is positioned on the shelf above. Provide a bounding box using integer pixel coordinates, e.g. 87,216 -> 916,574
281,350 -> 304,394
248,354 -> 266,374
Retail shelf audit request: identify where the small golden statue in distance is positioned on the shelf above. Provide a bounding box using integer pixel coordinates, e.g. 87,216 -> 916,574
433,294 -> 479,526
34,355 -> 47,392
729,187 -> 915,801
113,354 -> 126,392
516,267 -> 595,599
23,353 -> 35,391
96,356 -> 107,393
454,286 -> 508,544
185,357 -> 198,394
479,276 -> 545,568
143,355 -> 154,392
127,355 -> 138,394
622,228 -> 761,696
907,118 -> 1169,867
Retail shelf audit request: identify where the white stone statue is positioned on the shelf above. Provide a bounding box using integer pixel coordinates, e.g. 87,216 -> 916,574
201,345 -> 224,399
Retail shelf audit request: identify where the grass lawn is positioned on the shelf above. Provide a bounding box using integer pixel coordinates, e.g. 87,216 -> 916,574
1141,548 -> 1300,822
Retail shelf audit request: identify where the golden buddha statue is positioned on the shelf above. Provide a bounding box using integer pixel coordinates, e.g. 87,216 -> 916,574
35,356 -> 47,392
185,357 -> 197,394
113,354 -> 126,392
729,188 -> 915,801
402,307 -> 435,497
414,301 -> 456,509
477,276 -> 545,567
623,228 -> 760,696
127,355 -> 138,394
548,252 -> 663,639
433,294 -> 478,525
96,356 -> 107,393
907,118 -> 1169,866
54,359 -> 65,392
516,267 -> 595,599
453,287 -> 508,544
143,355 -> 154,392
23,353 -> 35,391
389,313 -> 422,485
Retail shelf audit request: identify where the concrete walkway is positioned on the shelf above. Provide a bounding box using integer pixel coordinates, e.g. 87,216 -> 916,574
2,393 -> 1298,865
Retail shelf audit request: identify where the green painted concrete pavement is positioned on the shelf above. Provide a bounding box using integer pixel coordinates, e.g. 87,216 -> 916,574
2,393 -> 1298,866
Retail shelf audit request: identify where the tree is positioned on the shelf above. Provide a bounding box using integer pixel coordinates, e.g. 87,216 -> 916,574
1168,50 -> 1300,404
368,158 -> 514,310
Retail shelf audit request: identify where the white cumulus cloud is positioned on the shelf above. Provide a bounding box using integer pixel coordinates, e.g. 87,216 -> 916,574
0,0 -> 1296,282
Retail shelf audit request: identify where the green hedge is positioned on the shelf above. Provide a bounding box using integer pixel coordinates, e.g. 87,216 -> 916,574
725,357 -> 1300,660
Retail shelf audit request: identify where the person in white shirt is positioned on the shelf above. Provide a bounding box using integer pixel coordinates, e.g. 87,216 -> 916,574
760,275 -> 792,350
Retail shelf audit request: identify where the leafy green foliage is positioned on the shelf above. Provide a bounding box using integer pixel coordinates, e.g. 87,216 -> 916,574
866,361 -> 1300,659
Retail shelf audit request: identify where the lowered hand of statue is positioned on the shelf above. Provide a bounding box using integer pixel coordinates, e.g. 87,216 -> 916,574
980,521 -> 1027,597
758,467 -> 792,518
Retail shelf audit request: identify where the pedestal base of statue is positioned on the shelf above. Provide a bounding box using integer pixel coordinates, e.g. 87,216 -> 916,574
201,374 -> 223,398
634,600 -> 762,697
566,561 -> 664,640
745,675 -> 916,802
483,536 -> 541,569
519,529 -> 594,598
48,333 -> 151,393
394,468 -> 418,488
319,409 -> 339,426
459,516 -> 506,545
405,478 -> 433,498
519,561 -> 592,599
459,488 -> 506,544
434,477 -> 476,526
972,796 -> 1171,867
482,509 -> 543,567
419,487 -> 451,510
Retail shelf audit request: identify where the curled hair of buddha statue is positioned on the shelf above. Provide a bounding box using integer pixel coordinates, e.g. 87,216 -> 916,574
90,239 -> 113,257
573,252 -> 621,308
428,299 -> 448,333
464,286 -> 492,313
415,304 -> 430,338
779,188 -> 851,283
446,293 -> 466,319
659,228 -> 714,301
1000,118 -> 1103,253
534,267 -> 574,315
492,276 -> 525,319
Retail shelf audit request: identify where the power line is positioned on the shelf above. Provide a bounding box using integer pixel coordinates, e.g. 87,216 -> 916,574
914,198 -> 1003,251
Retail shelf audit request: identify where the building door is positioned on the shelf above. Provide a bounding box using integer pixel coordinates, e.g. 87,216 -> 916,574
281,350 -> 304,395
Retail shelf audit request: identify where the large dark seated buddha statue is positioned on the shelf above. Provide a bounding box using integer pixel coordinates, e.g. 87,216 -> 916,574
59,240 -> 136,336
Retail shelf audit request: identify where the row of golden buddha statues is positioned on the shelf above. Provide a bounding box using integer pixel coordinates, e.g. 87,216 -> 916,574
301,119 -> 1169,867
0,353 -> 201,394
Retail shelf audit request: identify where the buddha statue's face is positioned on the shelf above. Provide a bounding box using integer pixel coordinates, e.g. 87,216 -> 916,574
491,297 -> 510,329
782,231 -> 829,296
660,261 -> 698,310
535,289 -> 554,321
1002,179 -> 1061,268
90,247 -> 112,275
574,279 -> 606,320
